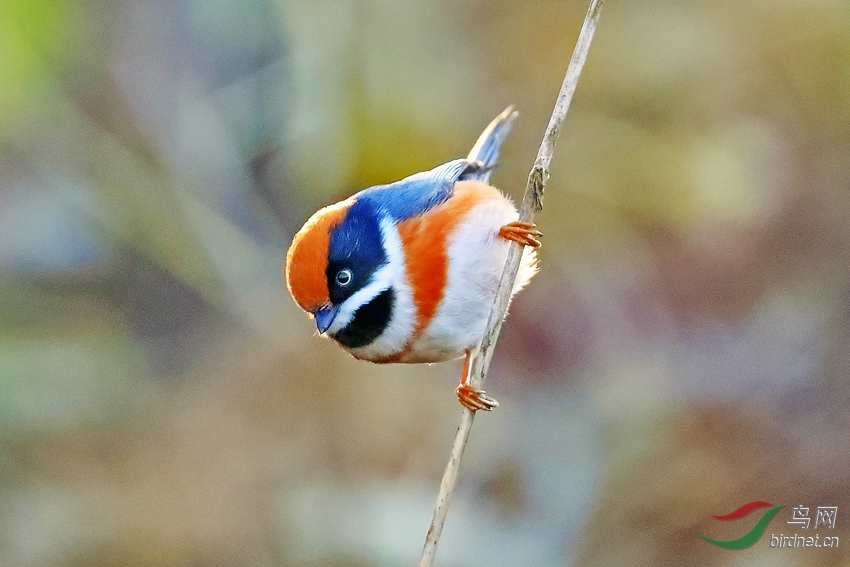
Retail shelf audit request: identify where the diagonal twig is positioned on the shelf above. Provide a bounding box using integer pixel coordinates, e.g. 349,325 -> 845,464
419,1 -> 606,565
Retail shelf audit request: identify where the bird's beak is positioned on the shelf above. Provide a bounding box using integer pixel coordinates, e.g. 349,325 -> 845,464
313,305 -> 339,334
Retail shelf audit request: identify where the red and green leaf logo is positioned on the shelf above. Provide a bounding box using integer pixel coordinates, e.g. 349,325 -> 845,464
697,501 -> 785,549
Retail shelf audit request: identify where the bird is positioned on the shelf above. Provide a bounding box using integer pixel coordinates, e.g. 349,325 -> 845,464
285,106 -> 540,411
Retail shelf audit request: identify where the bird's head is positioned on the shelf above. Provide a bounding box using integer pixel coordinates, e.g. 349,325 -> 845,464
285,197 -> 397,348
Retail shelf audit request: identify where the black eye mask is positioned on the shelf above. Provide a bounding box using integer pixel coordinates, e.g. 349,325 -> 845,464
326,198 -> 387,305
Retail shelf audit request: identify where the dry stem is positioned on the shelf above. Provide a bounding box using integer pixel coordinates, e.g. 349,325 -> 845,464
418,1 -> 605,565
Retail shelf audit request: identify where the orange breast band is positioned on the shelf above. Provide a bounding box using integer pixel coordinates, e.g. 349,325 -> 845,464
396,180 -> 502,343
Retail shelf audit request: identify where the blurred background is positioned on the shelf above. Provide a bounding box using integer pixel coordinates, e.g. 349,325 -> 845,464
1,0 -> 849,565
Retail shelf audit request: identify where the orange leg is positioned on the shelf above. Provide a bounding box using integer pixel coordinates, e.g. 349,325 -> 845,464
498,221 -> 542,248
455,350 -> 499,411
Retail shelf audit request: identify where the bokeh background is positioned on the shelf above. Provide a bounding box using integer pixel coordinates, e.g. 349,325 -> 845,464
2,0 -> 849,565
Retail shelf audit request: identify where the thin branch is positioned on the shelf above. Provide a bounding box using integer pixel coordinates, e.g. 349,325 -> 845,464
418,1 -> 605,565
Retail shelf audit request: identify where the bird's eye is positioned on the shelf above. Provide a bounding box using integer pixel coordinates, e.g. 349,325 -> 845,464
335,269 -> 353,286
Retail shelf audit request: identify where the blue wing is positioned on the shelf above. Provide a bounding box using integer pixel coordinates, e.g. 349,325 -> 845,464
355,106 -> 517,221
357,177 -> 454,222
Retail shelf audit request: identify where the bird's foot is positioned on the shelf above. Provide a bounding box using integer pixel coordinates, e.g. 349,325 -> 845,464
456,383 -> 499,412
499,221 -> 542,248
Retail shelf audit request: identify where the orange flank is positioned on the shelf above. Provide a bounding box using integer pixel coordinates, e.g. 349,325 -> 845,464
285,199 -> 352,312
396,180 -> 503,344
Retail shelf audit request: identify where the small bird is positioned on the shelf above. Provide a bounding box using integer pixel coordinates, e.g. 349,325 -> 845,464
285,106 -> 540,411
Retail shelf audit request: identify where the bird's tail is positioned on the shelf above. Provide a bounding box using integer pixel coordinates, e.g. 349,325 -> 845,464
411,106 -> 518,184
463,105 -> 518,183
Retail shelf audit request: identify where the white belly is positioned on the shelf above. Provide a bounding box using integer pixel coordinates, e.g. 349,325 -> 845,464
399,196 -> 537,363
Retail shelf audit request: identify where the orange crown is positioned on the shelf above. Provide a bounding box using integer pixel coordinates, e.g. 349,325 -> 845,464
285,199 -> 353,312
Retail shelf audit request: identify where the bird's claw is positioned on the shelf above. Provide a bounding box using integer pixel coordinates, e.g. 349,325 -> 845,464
456,383 -> 499,412
499,221 -> 542,248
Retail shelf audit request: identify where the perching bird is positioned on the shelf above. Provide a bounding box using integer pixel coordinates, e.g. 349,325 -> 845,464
285,107 -> 540,411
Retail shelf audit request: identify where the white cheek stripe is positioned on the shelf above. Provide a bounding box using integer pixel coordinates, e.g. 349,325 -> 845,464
327,218 -> 416,357
328,261 -> 393,333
